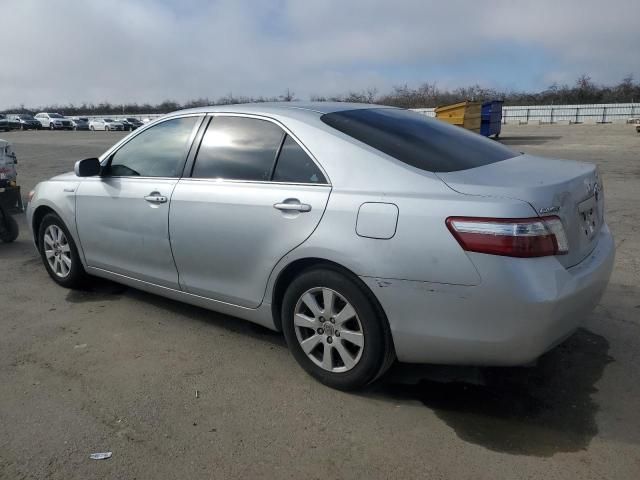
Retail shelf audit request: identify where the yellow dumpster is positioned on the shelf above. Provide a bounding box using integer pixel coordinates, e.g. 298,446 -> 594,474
435,101 -> 482,133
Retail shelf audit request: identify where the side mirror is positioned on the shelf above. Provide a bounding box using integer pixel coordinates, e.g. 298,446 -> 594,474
74,157 -> 101,177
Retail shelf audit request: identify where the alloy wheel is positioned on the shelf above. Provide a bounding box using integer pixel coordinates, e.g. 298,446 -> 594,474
293,287 -> 365,373
43,225 -> 72,278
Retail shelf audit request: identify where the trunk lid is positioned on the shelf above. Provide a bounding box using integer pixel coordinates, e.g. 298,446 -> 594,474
436,154 -> 604,268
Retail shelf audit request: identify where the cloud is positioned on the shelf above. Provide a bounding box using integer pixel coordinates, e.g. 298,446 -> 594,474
1,0 -> 638,108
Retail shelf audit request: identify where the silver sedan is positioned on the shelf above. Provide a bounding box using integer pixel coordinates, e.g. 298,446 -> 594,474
26,103 -> 614,390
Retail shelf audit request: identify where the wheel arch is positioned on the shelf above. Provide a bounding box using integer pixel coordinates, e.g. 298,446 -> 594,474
32,205 -> 59,248
270,257 -> 391,337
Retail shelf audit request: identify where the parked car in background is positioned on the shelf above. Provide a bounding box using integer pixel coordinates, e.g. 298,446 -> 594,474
35,113 -> 73,130
4,115 -> 21,130
89,118 -> 124,131
120,118 -> 143,131
7,114 -> 42,130
69,117 -> 90,131
0,115 -> 9,132
26,103 -> 615,390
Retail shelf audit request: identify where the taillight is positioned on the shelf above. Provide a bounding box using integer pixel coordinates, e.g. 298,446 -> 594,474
446,216 -> 569,258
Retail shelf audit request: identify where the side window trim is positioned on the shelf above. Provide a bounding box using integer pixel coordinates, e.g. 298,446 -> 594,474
101,114 -> 204,179
186,112 -> 330,185
268,132 -> 287,181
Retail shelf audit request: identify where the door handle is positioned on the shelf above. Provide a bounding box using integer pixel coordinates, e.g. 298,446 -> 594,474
273,201 -> 312,213
144,192 -> 168,204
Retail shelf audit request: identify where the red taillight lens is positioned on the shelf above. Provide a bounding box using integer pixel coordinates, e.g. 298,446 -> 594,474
446,216 -> 569,258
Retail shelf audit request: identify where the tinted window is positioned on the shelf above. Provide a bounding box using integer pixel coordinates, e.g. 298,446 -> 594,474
192,116 -> 284,181
107,116 -> 198,177
273,135 -> 326,184
321,108 -> 516,173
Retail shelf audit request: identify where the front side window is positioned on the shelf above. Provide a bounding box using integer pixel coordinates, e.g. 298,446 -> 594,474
272,135 -> 326,184
106,116 -> 198,177
192,116 -> 284,181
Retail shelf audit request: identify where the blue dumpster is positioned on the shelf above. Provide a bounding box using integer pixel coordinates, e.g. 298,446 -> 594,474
480,100 -> 503,138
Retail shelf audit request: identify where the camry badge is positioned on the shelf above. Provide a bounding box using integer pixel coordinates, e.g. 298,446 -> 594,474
539,206 -> 560,214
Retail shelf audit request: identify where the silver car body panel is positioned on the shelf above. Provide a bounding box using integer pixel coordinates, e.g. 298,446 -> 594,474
26,102 -> 615,366
76,177 -> 181,289
170,180 -> 331,308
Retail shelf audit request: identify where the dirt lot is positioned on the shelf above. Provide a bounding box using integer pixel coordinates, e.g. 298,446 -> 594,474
1,125 -> 639,479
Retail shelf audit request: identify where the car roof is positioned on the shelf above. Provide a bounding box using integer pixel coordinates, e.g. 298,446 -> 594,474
169,101 -> 396,119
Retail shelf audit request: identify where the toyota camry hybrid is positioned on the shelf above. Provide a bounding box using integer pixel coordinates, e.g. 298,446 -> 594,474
26,103 -> 614,390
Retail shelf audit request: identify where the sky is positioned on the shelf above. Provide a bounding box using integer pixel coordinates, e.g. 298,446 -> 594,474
1,0 -> 639,109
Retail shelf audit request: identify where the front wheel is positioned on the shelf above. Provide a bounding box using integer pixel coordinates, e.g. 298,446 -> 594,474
282,267 -> 394,390
38,213 -> 88,288
49,123 -> 55,130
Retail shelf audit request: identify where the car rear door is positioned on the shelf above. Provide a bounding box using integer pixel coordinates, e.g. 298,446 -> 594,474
75,115 -> 202,288
169,114 -> 331,308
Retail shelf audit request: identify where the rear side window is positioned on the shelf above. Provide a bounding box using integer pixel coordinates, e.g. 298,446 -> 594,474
107,116 -> 198,177
192,116 -> 284,181
321,108 -> 516,173
273,135 -> 326,184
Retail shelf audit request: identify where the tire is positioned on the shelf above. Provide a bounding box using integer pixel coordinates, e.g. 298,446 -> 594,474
105,126 -> 109,132
38,213 -> 88,288
0,211 -> 19,243
49,123 -> 55,130
90,125 -> 95,131
281,267 -> 394,390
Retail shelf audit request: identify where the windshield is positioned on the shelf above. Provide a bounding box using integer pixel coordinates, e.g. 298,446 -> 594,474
126,118 -> 139,122
104,119 -> 114,122
19,114 -> 35,119
321,108 -> 517,173
49,113 -> 64,118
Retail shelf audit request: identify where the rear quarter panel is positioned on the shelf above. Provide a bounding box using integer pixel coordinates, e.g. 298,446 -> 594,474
262,115 -> 537,291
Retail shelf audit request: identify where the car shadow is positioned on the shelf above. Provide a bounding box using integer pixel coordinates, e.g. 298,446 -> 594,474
498,135 -> 562,146
370,328 -> 613,457
65,277 -> 286,347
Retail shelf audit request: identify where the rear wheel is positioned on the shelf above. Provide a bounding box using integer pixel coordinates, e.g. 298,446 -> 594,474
38,213 -> 88,288
282,267 -> 394,390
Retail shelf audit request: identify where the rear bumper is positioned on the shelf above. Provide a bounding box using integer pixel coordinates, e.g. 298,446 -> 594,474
362,224 -> 615,365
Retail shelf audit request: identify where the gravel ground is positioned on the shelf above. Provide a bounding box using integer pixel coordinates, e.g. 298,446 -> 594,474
1,125 -> 639,479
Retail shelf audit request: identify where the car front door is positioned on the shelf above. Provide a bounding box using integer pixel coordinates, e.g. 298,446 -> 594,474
75,115 -> 202,288
169,114 -> 331,308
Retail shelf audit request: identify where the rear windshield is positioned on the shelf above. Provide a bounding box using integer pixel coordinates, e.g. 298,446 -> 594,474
320,108 -> 516,173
